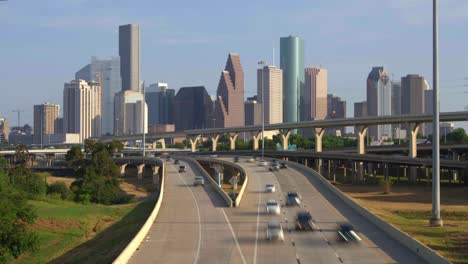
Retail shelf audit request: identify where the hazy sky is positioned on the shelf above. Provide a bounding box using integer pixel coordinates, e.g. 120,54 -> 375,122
1,0 -> 467,128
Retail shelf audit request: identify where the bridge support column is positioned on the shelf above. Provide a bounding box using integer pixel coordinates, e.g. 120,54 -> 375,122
137,164 -> 144,180
384,163 -> 389,181
314,128 -> 325,153
119,164 -> 127,177
252,131 -> 261,151
152,165 -> 160,185
280,130 -> 291,151
409,166 -> 418,183
354,126 -> 368,182
151,139 -> 166,150
304,158 -> 308,167
409,123 -> 420,158
189,135 -> 200,153
229,133 -> 238,151
211,135 -> 220,152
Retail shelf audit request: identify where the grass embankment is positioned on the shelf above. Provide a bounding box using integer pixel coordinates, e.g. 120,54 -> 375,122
336,184 -> 468,264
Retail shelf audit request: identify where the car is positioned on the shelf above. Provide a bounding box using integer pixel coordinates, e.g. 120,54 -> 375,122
234,156 -> 239,162
210,154 -> 218,158
194,176 -> 205,186
174,159 -> 180,164
265,184 -> 276,193
247,157 -> 255,163
266,221 -> 284,241
279,162 -> 288,169
286,192 -> 302,206
337,222 -> 362,243
258,160 -> 268,166
266,199 -> 281,215
269,165 -> 280,171
295,211 -> 316,231
178,165 -> 186,173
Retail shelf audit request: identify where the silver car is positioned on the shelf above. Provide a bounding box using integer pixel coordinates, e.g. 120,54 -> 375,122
266,199 -> 280,215
266,221 -> 284,241
194,176 -> 205,186
258,160 -> 268,166
265,184 -> 276,193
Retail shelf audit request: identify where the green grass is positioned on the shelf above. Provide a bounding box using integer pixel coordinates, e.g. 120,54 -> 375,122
13,199 -> 155,264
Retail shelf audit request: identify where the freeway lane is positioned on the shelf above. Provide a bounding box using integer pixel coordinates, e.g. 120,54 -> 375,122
129,160 -> 245,264
223,157 -> 427,264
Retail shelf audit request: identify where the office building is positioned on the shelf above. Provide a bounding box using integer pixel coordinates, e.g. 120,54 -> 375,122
257,65 -> 283,124
0,118 -> 8,144
33,103 -> 59,145
174,86 -> 214,131
245,97 -> 262,126
119,24 -> 140,92
114,90 -> 147,135
367,67 -> 392,140
280,35 -> 304,122
146,83 -> 175,126
214,53 -> 245,128
327,94 -> 346,136
63,79 -> 102,143
304,67 -> 328,121
354,101 -> 367,118
401,74 -> 429,136
76,56 -> 121,135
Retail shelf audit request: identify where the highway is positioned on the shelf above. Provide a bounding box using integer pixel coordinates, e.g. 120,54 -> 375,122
129,160 -> 245,264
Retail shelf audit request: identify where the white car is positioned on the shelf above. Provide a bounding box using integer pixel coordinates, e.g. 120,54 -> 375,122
258,160 -> 268,166
266,199 -> 281,215
266,221 -> 284,241
265,184 -> 276,193
194,176 -> 205,186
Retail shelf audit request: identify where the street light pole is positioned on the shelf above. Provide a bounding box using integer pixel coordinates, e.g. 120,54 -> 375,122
431,0 -> 442,227
142,83 -> 146,158
258,61 -> 266,160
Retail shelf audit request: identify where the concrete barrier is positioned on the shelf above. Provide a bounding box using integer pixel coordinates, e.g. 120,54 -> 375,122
179,157 -> 233,207
284,160 -> 451,264
235,173 -> 248,207
113,163 -> 166,264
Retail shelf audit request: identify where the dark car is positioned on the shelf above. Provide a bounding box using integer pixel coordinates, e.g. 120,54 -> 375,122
286,192 -> 302,206
280,162 -> 288,169
295,211 -> 316,231
174,159 -> 180,164
337,222 -> 362,242
178,165 -> 186,173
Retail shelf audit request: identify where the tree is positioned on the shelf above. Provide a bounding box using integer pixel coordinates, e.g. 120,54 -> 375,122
9,145 -> 47,198
0,159 -> 38,262
446,128 -> 466,143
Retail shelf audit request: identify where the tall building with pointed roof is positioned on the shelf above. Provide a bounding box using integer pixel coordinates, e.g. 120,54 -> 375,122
214,53 -> 245,128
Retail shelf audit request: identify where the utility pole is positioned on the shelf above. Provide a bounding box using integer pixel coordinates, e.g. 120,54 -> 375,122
141,82 -> 146,157
258,61 -> 266,160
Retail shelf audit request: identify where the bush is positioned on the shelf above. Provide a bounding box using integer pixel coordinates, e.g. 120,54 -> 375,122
12,172 -> 47,199
47,182 -> 73,200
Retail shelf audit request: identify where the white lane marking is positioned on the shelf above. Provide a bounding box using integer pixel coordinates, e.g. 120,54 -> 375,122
221,208 -> 247,264
253,169 -> 262,264
175,164 -> 202,264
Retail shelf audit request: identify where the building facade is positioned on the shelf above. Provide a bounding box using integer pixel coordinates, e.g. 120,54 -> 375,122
63,79 -> 102,143
401,74 -> 429,136
304,67 -> 328,121
244,97 -> 262,126
327,94 -> 346,136
257,65 -> 283,124
214,53 -> 245,128
354,101 -> 367,118
114,90 -> 147,135
119,24 -> 140,92
76,56 -> 121,135
146,83 -> 175,126
280,35 -> 304,123
367,67 -> 392,140
0,118 -> 8,144
425,89 -> 434,136
174,86 -> 214,131
33,103 -> 59,145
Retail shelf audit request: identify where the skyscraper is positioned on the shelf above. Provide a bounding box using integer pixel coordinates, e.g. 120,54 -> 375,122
119,24 -> 140,92
401,74 -> 429,136
33,103 -> 59,145
244,97 -> 262,126
280,36 -> 304,123
257,65 -> 283,124
354,101 -> 367,118
146,83 -> 175,126
63,80 -> 102,143
0,118 -> 9,144
214,53 -> 245,128
114,90 -> 147,135
304,67 -> 328,121
367,67 -> 392,140
75,56 -> 121,135
327,94 -> 346,136
174,86 -> 214,131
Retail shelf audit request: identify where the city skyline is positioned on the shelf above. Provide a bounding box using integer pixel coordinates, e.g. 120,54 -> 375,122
1,0 -> 467,129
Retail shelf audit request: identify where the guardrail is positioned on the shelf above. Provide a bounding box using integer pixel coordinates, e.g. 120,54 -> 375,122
113,163 -> 166,264
283,160 -> 451,264
194,157 -> 248,207
178,157 -> 233,207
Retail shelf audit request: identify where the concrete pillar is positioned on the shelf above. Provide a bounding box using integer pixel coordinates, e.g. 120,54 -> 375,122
384,163 -> 389,180
304,158 -> 308,167
229,133 -> 238,151
409,123 -> 420,158
356,161 -> 364,182
152,165 -> 160,184
409,166 -> 418,183
119,164 -> 128,177
356,126 -> 368,155
159,139 -> 166,149
211,134 -> 220,152
280,130 -> 291,151
252,131 -> 261,151
314,128 -> 325,153
189,135 -> 200,153
137,164 -> 144,180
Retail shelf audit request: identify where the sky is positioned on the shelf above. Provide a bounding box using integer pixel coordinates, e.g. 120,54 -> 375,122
1,0 -> 467,129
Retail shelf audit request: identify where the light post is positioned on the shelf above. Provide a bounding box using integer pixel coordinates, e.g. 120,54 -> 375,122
141,83 -> 146,158
258,61 -> 266,160
40,110 -> 43,149
431,0 -> 442,227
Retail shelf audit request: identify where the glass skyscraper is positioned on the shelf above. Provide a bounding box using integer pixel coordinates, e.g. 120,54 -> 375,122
280,36 -> 304,123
